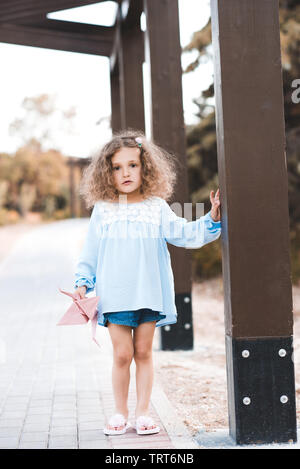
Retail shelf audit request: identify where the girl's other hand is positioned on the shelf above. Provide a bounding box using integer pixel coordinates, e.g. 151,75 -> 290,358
75,286 -> 87,299
210,188 -> 221,222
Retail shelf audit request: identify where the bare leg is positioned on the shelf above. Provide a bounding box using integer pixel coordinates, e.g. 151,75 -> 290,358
106,322 -> 133,430
133,321 -> 157,429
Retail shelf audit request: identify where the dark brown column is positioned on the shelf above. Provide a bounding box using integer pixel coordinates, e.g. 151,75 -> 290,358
69,159 -> 75,218
144,0 -> 193,350
78,159 -> 91,217
118,8 -> 145,131
211,0 -> 296,444
110,61 -> 122,133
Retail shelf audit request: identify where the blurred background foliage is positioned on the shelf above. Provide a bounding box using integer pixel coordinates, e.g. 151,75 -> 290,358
183,0 -> 300,283
0,142 -> 70,225
0,94 -> 75,226
0,0 -> 299,283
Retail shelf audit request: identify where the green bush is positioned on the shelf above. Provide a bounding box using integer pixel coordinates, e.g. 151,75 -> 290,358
0,208 -> 21,226
290,227 -> 300,285
192,237 -> 222,281
52,208 -> 72,220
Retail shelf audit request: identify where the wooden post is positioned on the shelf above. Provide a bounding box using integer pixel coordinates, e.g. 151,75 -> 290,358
118,4 -> 145,131
210,0 -> 297,444
144,0 -> 193,350
69,158 -> 75,218
78,158 -> 91,217
110,61 -> 122,133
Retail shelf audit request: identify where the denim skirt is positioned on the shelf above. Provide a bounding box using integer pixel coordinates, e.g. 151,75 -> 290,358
98,308 -> 166,328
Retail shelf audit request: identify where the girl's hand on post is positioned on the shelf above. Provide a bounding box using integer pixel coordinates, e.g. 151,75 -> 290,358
210,188 -> 221,222
75,286 -> 87,299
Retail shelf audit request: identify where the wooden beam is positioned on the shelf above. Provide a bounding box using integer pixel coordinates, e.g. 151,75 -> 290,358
211,0 -> 297,445
12,17 -> 115,39
11,13 -> 49,25
0,22 -> 114,56
0,1 -> 108,23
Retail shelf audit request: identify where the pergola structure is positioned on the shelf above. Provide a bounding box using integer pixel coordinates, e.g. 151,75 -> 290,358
0,0 -> 297,446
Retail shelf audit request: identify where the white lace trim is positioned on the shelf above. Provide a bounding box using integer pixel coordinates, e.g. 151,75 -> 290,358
97,196 -> 162,226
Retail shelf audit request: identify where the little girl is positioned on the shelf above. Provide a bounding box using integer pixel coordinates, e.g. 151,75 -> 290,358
74,129 -> 221,436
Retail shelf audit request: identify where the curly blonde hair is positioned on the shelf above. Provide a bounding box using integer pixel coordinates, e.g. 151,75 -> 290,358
79,128 -> 181,209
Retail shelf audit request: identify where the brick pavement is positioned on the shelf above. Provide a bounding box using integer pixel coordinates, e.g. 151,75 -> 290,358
0,219 -> 198,449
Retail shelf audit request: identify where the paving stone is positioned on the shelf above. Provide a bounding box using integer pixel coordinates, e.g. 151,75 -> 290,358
77,392 -> 100,398
0,427 -> 22,438
51,418 -> 77,427
4,397 -> 29,405
30,393 -> 53,400
53,404 -> 76,411
78,421 -> 104,431
0,437 -> 19,449
0,411 -> 26,419
79,429 -> 107,442
48,435 -> 78,448
50,426 -> 77,437
77,413 -> 105,423
52,410 -> 77,419
27,407 -> 52,415
29,399 -> 52,407
25,414 -> 51,424
0,418 -> 25,428
19,432 -> 49,443
23,422 -> 50,433
18,441 -> 48,449
3,403 -> 28,411
79,440 -> 112,449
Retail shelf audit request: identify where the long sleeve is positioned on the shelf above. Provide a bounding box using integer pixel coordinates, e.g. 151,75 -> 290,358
161,199 -> 221,249
74,203 -> 101,293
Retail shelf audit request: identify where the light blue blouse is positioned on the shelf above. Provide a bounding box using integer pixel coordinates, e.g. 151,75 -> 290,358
74,196 -> 222,327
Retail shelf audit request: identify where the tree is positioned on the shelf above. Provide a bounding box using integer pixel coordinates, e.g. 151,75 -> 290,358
8,93 -> 77,152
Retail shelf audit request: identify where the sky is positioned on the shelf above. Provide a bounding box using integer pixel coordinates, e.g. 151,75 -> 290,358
0,0 -> 214,157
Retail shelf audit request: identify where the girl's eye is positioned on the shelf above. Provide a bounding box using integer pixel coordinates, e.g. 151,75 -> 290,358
113,164 -> 137,170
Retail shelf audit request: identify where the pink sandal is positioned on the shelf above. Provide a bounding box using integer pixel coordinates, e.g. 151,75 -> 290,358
134,415 -> 160,435
103,413 -> 131,435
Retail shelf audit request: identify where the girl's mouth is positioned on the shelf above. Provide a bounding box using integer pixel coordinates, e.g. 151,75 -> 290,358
123,181 -> 132,185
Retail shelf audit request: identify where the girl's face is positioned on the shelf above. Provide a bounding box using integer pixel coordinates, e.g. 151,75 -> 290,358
111,146 -> 143,199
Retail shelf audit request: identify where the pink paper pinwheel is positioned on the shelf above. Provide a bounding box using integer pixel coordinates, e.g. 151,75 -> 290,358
57,288 -> 100,347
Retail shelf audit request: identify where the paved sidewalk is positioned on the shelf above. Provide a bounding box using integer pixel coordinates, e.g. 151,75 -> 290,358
0,218 -> 197,449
